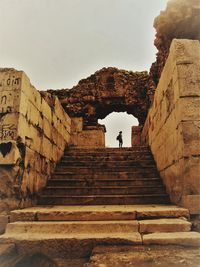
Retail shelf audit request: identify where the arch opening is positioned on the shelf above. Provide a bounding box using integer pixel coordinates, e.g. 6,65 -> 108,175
98,112 -> 139,147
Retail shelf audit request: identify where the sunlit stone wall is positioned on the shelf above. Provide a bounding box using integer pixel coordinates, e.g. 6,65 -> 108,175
142,39 -> 200,214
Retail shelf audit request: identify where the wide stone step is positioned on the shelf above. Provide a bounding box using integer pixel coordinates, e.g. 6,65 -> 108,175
4,218 -> 191,235
47,178 -> 163,187
10,205 -> 190,222
62,154 -> 153,161
58,160 -> 155,167
5,221 -> 139,235
38,194 -> 170,205
42,186 -> 166,195
0,233 -> 141,258
55,166 -> 158,174
52,171 -> 159,179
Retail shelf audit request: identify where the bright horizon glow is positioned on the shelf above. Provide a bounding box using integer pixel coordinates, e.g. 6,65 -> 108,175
99,112 -> 139,147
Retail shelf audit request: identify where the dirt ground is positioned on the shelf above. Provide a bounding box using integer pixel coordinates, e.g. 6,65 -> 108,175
84,245 -> 200,267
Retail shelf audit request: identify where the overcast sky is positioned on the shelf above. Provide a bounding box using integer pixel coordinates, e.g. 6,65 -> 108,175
0,0 -> 167,147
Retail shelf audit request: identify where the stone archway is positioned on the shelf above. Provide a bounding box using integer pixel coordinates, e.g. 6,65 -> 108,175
47,67 -> 154,127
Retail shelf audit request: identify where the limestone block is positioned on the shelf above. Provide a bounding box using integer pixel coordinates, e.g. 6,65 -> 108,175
71,117 -> 83,133
181,195 -> 200,215
35,172 -> 48,192
18,91 -> 29,117
26,102 -> 40,126
170,39 -> 200,64
0,88 -> 20,114
0,113 -> 19,141
0,141 -> 21,165
55,132 -> 66,150
177,63 -> 200,97
0,70 -> 22,92
42,117 -> 52,140
73,128 -> 105,148
181,121 -> 200,156
22,169 -> 36,195
160,159 -> 185,204
177,97 -> 200,121
41,98 -> 52,122
183,156 -> 200,195
40,136 -> 53,160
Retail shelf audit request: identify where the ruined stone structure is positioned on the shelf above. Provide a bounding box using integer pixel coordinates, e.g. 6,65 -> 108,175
150,0 -> 200,85
0,0 -> 200,265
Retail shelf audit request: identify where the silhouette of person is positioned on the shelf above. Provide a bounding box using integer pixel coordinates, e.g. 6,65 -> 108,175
117,131 -> 123,148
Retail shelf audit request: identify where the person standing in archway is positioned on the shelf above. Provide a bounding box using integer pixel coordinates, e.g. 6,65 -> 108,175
116,131 -> 123,148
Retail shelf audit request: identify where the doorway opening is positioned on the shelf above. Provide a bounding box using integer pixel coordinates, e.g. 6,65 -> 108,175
98,112 -> 139,147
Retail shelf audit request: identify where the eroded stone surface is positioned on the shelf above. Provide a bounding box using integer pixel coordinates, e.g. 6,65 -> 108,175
150,0 -> 200,85
48,68 -> 153,126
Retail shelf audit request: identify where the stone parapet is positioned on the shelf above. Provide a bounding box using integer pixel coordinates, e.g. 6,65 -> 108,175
0,68 -> 71,215
142,39 -> 200,214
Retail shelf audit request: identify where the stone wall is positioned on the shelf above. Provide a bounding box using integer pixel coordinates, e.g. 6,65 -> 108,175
0,69 -> 71,223
142,39 -> 200,214
70,117 -> 105,148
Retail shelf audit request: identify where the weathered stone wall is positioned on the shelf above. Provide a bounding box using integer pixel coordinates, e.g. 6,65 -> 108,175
0,69 -> 71,221
142,39 -> 200,214
70,117 -> 105,148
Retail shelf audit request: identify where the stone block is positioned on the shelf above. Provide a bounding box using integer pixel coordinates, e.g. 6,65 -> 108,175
183,156 -> 200,195
41,98 -> 52,122
0,70 -> 22,92
0,88 -> 20,114
0,113 -> 19,141
181,121 -> 200,156
40,136 -> 53,159
177,97 -> 200,122
170,39 -> 200,64
71,117 -> 83,133
177,63 -> 200,97
42,117 -> 52,140
181,195 -> 200,215
139,218 -> 191,233
0,141 -> 21,164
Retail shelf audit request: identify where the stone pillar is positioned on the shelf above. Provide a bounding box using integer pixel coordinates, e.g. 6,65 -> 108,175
131,126 -> 142,146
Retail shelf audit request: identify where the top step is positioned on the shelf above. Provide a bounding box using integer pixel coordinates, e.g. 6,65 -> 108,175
65,146 -> 150,155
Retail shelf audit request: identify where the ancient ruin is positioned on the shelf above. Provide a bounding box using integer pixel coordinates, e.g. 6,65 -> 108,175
0,0 -> 200,266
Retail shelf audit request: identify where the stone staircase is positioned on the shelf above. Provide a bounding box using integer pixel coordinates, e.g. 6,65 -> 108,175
1,146 -> 200,265
38,146 -> 170,205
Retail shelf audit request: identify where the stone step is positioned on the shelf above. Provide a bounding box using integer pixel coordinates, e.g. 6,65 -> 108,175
0,232 -> 141,258
47,178 -> 163,187
142,232 -> 200,246
54,166 -> 158,174
52,171 -> 159,179
62,154 -> 153,161
5,221 -> 139,235
65,146 -> 149,153
4,219 -> 191,235
58,160 -> 155,167
38,194 -> 170,205
10,205 -> 190,222
139,218 -> 191,233
42,186 -> 166,195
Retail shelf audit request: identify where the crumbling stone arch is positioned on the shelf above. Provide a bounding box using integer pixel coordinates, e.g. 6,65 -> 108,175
47,67 -> 154,126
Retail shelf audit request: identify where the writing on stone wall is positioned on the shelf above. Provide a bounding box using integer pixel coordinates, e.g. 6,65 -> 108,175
0,76 -> 21,89
0,93 -> 14,113
0,123 -> 17,140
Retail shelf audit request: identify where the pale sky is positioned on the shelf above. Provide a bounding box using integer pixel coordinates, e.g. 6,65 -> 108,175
0,0 -> 167,147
